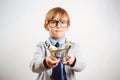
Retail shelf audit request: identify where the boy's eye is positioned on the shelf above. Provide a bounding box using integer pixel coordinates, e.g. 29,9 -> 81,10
50,21 -> 57,24
59,20 -> 67,24
60,21 -> 66,24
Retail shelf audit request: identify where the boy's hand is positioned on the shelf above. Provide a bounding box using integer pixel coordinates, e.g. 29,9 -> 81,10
62,54 -> 75,66
45,56 -> 60,68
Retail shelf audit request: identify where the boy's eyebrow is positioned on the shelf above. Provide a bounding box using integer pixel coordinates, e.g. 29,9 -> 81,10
50,19 -> 67,21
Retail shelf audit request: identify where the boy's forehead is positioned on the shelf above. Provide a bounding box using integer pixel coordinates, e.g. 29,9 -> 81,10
52,14 -> 68,21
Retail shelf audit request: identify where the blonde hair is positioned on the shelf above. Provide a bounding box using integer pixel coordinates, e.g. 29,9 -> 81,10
44,7 -> 70,27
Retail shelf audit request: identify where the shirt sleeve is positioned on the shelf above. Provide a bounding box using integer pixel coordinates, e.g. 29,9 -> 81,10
30,41 -> 50,73
68,43 -> 87,72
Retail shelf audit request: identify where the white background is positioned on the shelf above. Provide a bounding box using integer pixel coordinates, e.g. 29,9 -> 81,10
0,0 -> 120,80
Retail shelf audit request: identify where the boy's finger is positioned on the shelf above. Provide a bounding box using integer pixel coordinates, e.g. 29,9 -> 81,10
50,56 -> 58,61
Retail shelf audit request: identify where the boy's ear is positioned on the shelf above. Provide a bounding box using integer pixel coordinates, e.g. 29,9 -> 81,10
44,25 -> 49,31
67,25 -> 70,30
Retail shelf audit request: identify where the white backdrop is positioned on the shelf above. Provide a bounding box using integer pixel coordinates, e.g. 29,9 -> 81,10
0,0 -> 120,80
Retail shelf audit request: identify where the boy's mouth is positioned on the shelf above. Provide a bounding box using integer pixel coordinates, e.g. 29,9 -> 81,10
56,30 -> 62,32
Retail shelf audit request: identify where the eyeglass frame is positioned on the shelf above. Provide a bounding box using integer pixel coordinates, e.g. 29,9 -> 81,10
47,20 -> 68,28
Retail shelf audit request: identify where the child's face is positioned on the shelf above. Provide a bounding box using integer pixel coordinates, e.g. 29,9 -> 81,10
45,15 -> 69,40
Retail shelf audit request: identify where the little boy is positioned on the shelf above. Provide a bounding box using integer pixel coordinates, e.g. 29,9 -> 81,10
30,7 -> 86,80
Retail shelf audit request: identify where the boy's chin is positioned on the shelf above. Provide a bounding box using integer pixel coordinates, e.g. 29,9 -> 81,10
53,36 -> 64,40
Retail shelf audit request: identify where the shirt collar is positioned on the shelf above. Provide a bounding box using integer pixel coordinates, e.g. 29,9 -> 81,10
49,37 -> 66,46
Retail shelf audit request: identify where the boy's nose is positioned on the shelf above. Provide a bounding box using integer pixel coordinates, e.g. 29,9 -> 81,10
56,23 -> 61,28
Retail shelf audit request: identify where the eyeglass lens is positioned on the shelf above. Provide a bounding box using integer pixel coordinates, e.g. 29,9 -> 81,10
49,20 -> 67,28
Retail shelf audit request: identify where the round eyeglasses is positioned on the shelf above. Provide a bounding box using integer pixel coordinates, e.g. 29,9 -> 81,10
48,20 -> 68,28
